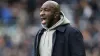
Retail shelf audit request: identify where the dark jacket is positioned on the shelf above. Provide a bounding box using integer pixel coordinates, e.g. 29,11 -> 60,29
33,24 -> 86,56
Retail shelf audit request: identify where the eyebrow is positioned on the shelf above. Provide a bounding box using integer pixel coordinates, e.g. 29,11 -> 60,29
40,7 -> 51,10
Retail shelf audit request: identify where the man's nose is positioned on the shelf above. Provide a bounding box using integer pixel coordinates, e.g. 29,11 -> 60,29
40,11 -> 45,16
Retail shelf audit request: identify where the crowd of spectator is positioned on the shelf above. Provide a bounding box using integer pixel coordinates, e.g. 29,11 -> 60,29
0,0 -> 100,56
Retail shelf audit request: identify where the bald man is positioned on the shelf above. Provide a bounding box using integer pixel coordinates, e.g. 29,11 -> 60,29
33,1 -> 86,56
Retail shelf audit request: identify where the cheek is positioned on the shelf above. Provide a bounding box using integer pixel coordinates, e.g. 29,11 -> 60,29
45,11 -> 53,17
47,13 -> 54,19
46,13 -> 52,17
45,11 -> 55,21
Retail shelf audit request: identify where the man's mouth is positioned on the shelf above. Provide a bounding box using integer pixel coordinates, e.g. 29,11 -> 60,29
41,17 -> 46,20
41,18 -> 46,24
42,20 -> 46,24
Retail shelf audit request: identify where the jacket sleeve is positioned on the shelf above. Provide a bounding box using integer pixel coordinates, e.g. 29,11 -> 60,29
68,28 -> 86,56
31,29 -> 40,56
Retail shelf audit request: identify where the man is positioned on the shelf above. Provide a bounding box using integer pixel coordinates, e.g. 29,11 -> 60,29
33,1 -> 86,56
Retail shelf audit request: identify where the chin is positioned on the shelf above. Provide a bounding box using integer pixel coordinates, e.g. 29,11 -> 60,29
42,24 -> 47,27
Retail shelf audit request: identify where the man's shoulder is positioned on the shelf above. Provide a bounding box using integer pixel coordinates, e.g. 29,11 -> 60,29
64,24 -> 83,39
65,24 -> 81,33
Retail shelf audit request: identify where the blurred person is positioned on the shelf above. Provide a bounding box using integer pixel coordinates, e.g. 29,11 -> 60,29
82,22 -> 95,56
33,1 -> 85,56
82,19 -> 100,56
0,2 -> 13,26
79,0 -> 92,31
92,20 -> 100,56
2,0 -> 28,46
0,35 -> 5,56
0,0 -> 29,56
27,0 -> 37,25
89,0 -> 99,13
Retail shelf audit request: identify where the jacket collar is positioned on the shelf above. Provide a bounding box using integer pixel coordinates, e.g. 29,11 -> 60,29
56,24 -> 70,32
41,24 -> 70,33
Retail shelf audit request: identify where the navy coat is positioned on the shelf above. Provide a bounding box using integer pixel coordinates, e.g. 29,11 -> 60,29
33,24 -> 86,56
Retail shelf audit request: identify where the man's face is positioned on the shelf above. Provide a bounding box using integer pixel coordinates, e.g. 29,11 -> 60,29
40,3 -> 55,28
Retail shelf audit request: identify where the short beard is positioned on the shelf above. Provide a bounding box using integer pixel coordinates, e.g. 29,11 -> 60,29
47,17 -> 55,28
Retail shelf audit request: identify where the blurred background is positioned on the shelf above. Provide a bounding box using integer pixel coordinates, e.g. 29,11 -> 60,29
0,0 -> 100,56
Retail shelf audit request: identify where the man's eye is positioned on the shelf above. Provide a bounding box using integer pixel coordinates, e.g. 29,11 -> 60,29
45,9 -> 49,11
40,9 -> 42,11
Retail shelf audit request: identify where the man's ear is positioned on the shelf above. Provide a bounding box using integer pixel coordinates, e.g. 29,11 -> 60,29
54,12 -> 60,18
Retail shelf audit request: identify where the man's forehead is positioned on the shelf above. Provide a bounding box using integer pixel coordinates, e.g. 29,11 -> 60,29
41,1 -> 58,9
